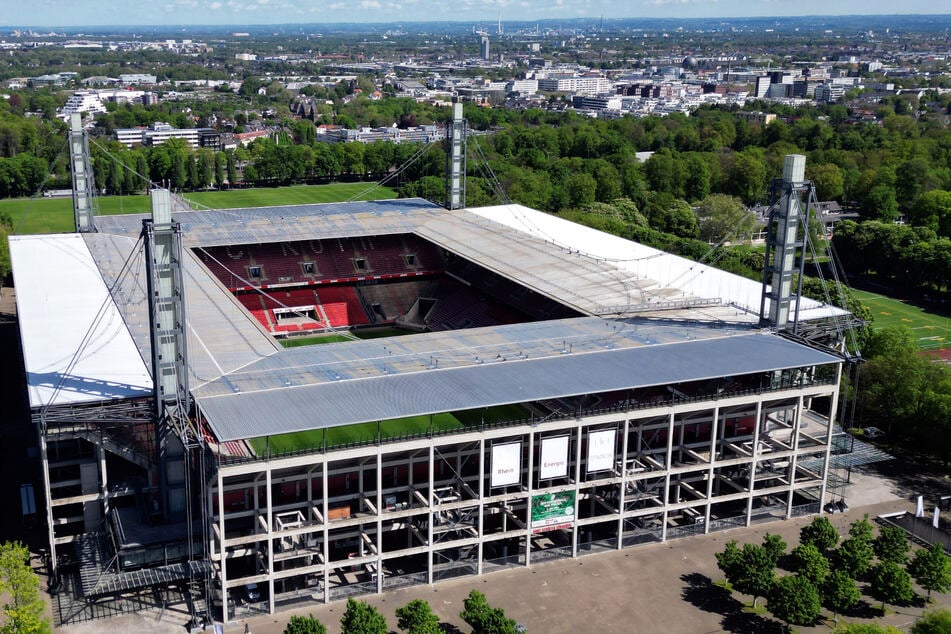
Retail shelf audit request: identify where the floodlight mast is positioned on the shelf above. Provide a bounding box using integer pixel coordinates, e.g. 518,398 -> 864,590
445,101 -> 467,210
141,189 -> 192,521
759,154 -> 812,334
142,189 -> 213,627
68,113 -> 96,233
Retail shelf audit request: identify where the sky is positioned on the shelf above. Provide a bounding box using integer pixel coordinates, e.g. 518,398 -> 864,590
1,0 -> 947,28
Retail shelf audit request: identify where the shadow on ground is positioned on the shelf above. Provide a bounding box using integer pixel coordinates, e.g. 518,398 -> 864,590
859,453 -> 951,504
680,572 -> 784,634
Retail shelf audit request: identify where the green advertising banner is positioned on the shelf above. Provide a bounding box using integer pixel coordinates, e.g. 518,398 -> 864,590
531,490 -> 576,533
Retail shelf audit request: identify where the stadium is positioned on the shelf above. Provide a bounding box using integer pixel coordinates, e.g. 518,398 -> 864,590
11,117 -> 854,626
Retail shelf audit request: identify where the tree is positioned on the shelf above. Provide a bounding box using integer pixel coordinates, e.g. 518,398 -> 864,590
909,543 -> 951,599
396,598 -> 441,634
284,614 -> 328,634
566,172 -> 597,208
460,590 -> 518,634
727,149 -> 768,204
768,575 -> 821,629
823,569 -> 861,621
869,561 -> 915,610
715,541 -> 775,608
790,543 -> 830,585
696,194 -> 758,243
912,609 -> 951,634
762,533 -> 787,566
800,516 -> 839,554
340,597 -> 387,634
864,184 -> 900,222
0,541 -> 49,634
809,163 -> 845,201
911,189 -> 951,236
873,526 -> 910,565
833,518 -> 876,579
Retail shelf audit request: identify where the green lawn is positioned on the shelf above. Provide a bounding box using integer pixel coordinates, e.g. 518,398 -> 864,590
852,287 -> 951,350
247,412 -> 464,455
0,183 -> 396,235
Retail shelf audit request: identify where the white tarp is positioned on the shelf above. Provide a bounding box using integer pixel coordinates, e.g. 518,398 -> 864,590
490,442 -> 521,487
10,234 -> 152,407
539,435 -> 570,479
469,204 -> 846,323
587,429 -> 616,473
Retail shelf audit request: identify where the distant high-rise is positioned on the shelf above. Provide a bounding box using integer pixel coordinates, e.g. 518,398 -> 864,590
480,34 -> 490,61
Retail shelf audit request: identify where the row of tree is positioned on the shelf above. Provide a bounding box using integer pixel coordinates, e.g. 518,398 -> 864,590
281,590 -> 521,634
716,515 -> 951,629
833,221 -> 951,294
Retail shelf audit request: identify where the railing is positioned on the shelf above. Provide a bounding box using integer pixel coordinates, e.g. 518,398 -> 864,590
328,579 -> 376,602
383,570 -> 428,591
666,523 -> 706,540
531,545 -> 572,563
750,505 -> 788,524
482,553 -> 526,572
621,528 -> 663,547
577,536 -> 617,555
791,502 -> 821,518
432,560 -> 478,582
707,515 -> 747,532
219,376 -> 838,466
233,600 -> 269,619
274,586 -> 324,609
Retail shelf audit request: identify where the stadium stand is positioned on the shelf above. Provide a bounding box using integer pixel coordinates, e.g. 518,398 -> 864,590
199,234 -> 445,291
315,286 -> 371,327
357,280 -> 430,323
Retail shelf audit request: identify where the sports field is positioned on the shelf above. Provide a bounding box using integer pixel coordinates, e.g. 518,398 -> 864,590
280,327 -> 410,348
851,287 -> 951,350
247,412 -> 465,455
246,404 -> 530,455
0,183 -> 397,235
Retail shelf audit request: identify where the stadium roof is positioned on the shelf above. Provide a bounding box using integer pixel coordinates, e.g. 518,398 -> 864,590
196,323 -> 839,442
10,234 -> 152,408
12,198 -> 847,434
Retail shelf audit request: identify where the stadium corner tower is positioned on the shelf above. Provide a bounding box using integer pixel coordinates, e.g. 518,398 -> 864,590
11,136 -> 850,623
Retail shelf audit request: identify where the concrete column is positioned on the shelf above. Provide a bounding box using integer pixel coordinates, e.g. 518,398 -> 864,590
786,396 -> 804,518
704,405 -> 719,532
617,418 -> 629,549
265,463 -> 274,615
745,400 -> 764,526
217,470 -> 228,623
661,411 -> 675,542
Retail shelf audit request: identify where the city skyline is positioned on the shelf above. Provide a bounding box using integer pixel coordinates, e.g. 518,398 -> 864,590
1,0 -> 948,29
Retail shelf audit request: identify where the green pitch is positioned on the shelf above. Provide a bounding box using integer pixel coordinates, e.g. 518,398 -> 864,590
851,288 -> 951,350
0,183 -> 397,235
281,327 -> 411,348
247,412 -> 465,455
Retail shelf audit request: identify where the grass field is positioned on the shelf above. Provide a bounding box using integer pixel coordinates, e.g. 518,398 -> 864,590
245,404 -> 531,456
852,287 -> 951,350
280,327 -> 410,348
0,183 -> 397,235
247,412 -> 464,455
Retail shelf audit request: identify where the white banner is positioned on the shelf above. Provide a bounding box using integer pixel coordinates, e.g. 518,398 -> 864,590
491,442 -> 521,487
539,436 -> 570,479
587,429 -> 616,473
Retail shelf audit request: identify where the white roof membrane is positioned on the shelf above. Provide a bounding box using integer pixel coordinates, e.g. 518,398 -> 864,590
468,204 -> 848,323
10,234 -> 152,407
